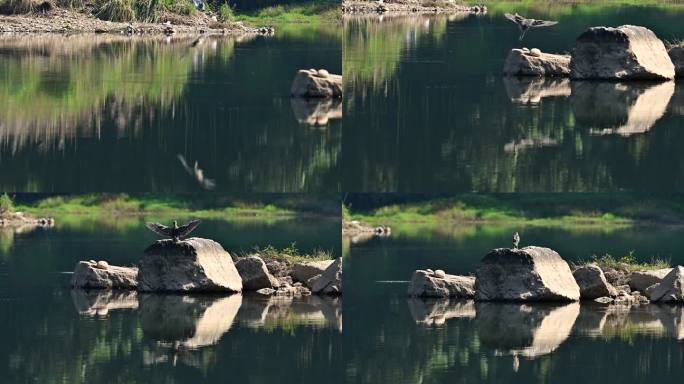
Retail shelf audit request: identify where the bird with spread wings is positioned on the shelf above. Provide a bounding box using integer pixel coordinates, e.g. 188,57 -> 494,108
505,13 -> 558,40
146,219 -> 202,242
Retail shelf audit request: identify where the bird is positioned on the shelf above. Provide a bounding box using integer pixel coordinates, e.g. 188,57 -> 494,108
178,154 -> 216,190
146,219 -> 202,242
513,232 -> 520,249
504,13 -> 558,40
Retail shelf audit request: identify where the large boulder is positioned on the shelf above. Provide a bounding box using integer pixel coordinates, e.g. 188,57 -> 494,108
407,270 -> 476,298
71,260 -> 138,289
630,268 -> 673,292
573,264 -> 618,299
668,45 -> 684,78
649,266 -> 684,302
308,258 -> 342,295
475,247 -> 580,301
570,25 -> 675,80
290,69 -> 343,98
235,256 -> 280,291
503,48 -> 571,77
138,238 -> 242,293
292,259 -> 335,283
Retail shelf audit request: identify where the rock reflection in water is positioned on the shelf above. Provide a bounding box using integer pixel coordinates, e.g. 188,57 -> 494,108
503,77 -> 571,105
476,302 -> 580,358
291,98 -> 343,127
573,81 -> 675,136
238,294 -> 342,332
575,303 -> 684,340
71,289 -> 139,316
407,298 -> 475,326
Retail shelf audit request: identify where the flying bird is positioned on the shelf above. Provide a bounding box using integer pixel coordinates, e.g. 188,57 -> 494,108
146,219 -> 202,242
512,232 -> 520,249
504,13 -> 558,40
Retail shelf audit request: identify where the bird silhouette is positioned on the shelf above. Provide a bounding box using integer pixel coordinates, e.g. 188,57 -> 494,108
146,219 -> 202,242
512,232 -> 520,249
504,13 -> 558,40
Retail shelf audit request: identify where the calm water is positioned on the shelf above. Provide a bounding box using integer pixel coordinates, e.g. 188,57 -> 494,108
343,5 -> 684,192
0,217 -> 342,383
0,27 -> 341,192
344,223 -> 684,383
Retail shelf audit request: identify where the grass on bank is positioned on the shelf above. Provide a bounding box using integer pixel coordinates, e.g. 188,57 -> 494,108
233,0 -> 339,24
344,195 -> 684,227
243,243 -> 334,262
583,251 -> 671,273
0,0 -> 339,23
9,193 -> 301,220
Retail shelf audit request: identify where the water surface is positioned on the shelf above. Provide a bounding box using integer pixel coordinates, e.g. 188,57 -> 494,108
0,27 -> 341,192
343,4 -> 684,191
0,217 -> 342,383
344,223 -> 684,383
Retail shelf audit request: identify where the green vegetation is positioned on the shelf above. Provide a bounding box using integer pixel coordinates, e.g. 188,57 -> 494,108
94,0 -> 135,21
16,194 -> 292,218
233,0 -> 339,24
0,193 -> 14,216
243,243 -> 334,262
345,194 -> 684,226
218,0 -> 234,21
586,251 -> 670,272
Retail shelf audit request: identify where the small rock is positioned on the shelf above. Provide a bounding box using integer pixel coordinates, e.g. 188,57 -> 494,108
529,48 -> 542,57
256,288 -> 276,295
434,269 -> 446,279
426,268 -> 434,275
317,69 -> 330,77
95,261 -> 109,270
594,296 -> 614,304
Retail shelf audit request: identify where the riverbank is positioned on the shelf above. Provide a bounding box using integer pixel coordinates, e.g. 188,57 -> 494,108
10,193 -> 339,220
0,0 -> 339,35
0,7 -> 268,34
344,194 -> 684,226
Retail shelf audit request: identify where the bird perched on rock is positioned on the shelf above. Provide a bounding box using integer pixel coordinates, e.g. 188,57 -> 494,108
504,13 -> 558,40
146,219 -> 202,242
512,232 -> 520,249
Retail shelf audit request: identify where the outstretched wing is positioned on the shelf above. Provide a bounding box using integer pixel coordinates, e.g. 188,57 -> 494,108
146,222 -> 172,237
530,19 -> 558,28
178,219 -> 201,238
504,13 -> 518,23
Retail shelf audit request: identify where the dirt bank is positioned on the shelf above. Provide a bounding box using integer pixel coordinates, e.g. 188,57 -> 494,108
0,8 -> 273,35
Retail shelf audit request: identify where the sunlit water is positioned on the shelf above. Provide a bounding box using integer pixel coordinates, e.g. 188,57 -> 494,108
0,26 -> 341,192
343,4 -> 684,192
0,218 -> 342,383
344,223 -> 684,383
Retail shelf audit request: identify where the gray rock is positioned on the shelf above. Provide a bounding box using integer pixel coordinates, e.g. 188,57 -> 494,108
308,258 -> 342,295
71,260 -> 138,289
594,296 -> 614,304
475,246 -> 580,301
290,69 -> 343,98
573,264 -> 618,299
630,268 -> 672,292
602,267 -> 630,287
138,238 -> 242,293
503,48 -> 571,77
235,256 -> 280,291
571,25 -> 675,80
292,259 -> 335,283
407,270 -> 475,298
256,288 -> 276,295
649,266 -> 684,302
669,45 -> 684,78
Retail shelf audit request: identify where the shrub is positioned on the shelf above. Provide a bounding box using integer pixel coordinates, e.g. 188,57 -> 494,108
0,193 -> 13,215
218,0 -> 233,21
134,0 -> 160,21
163,0 -> 195,16
94,0 -> 135,21
0,0 -> 53,14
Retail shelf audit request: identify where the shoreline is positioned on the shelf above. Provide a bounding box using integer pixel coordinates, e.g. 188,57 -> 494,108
0,8 -> 273,36
342,0 -> 486,16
